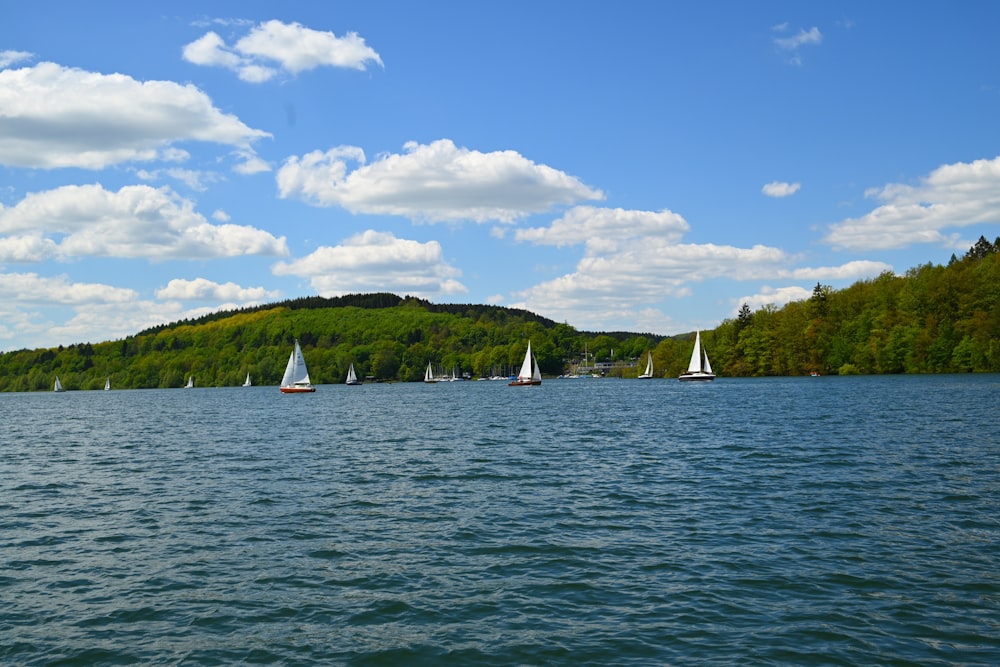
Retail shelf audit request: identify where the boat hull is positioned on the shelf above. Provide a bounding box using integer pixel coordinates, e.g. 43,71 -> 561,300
280,385 -> 316,393
508,379 -> 541,386
678,373 -> 715,382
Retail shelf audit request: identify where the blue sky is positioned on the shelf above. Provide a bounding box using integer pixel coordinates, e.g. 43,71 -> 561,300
2,2 -> 999,352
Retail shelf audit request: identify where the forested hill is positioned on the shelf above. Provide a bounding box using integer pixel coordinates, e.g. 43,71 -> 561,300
0,296 -> 669,391
703,236 -> 1000,376
2,238 -> 998,390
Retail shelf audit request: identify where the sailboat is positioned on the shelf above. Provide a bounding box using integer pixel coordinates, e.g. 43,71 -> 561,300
424,361 -> 439,383
346,362 -> 361,386
678,330 -> 715,382
185,376 -> 194,389
243,373 -> 252,387
638,351 -> 654,379
53,376 -> 64,392
280,340 -> 316,393
509,340 -> 542,386
104,377 -> 111,391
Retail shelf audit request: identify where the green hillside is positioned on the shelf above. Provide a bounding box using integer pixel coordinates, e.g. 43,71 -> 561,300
2,238 -> 998,390
702,236 -> 1000,376
0,294 -> 667,391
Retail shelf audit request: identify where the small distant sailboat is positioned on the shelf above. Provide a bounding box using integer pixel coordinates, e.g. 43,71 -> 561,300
53,376 -> 64,392
424,361 -> 439,384
184,376 -> 194,389
243,373 -> 252,387
280,340 -> 316,393
345,362 -> 361,386
678,331 -> 715,382
509,340 -> 542,386
104,377 -> 111,391
638,351 -> 654,379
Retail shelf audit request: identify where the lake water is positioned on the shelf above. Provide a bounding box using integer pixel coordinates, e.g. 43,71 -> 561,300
2,375 -> 999,665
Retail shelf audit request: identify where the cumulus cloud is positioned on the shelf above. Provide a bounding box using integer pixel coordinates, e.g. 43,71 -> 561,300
0,50 -> 33,68
277,139 -> 604,223
0,272 -> 138,305
735,285 -> 814,313
183,20 -> 383,82
510,240 -> 791,328
0,183 -> 288,261
762,181 -> 801,198
273,229 -> 467,297
824,155 -> 1000,250
155,277 -> 280,302
0,62 -> 269,170
515,206 -> 689,251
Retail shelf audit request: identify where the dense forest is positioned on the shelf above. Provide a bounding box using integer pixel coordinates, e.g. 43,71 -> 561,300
1,237 -> 998,391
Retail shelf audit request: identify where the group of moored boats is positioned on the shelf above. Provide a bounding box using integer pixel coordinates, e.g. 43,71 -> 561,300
50,333 -> 715,393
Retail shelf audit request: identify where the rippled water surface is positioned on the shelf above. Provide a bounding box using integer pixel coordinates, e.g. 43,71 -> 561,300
3,375 -> 1000,665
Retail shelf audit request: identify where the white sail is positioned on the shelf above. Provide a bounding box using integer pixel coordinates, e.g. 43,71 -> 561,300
686,331 -> 704,373
54,376 -> 64,392
185,376 -> 194,388
638,351 -> 653,378
346,362 -> 359,385
104,377 -> 111,391
243,373 -> 252,387
531,354 -> 542,382
703,349 -> 713,375
424,361 -> 436,382
517,340 -> 534,380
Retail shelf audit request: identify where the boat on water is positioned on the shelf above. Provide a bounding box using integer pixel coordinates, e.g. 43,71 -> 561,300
678,330 -> 715,382
424,361 -> 439,383
185,376 -> 194,389
509,340 -> 542,386
638,351 -> 654,379
53,376 -> 64,392
243,373 -> 252,387
346,362 -> 361,386
104,377 -> 111,391
280,340 -> 316,393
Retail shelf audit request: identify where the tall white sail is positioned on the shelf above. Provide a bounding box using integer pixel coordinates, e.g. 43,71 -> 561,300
243,373 -> 252,387
54,376 -> 64,392
703,349 -> 713,375
686,331 -> 704,373
517,340 -> 534,380
531,354 -> 542,382
281,350 -> 296,387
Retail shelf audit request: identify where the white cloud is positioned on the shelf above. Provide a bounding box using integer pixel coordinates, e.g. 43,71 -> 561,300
735,285 -> 814,313
277,139 -> 604,223
155,277 -> 280,302
510,240 -> 791,328
774,27 -> 823,50
780,260 -> 891,281
183,20 -> 383,82
0,184 -> 288,260
824,155 -> 1000,250
0,272 -> 137,304
762,181 -> 801,198
0,50 -> 33,68
0,62 -> 270,169
515,206 -> 688,251
273,229 -> 467,297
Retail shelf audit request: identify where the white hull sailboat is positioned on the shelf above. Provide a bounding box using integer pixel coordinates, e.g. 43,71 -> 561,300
243,373 -> 252,387
54,376 -> 64,392
678,330 -> 715,382
638,351 -> 654,379
104,377 -> 111,391
280,340 -> 316,393
346,362 -> 361,385
185,376 -> 194,389
509,340 -> 542,386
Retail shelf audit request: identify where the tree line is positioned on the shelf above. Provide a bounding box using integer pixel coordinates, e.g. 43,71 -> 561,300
1,237 -> 997,390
